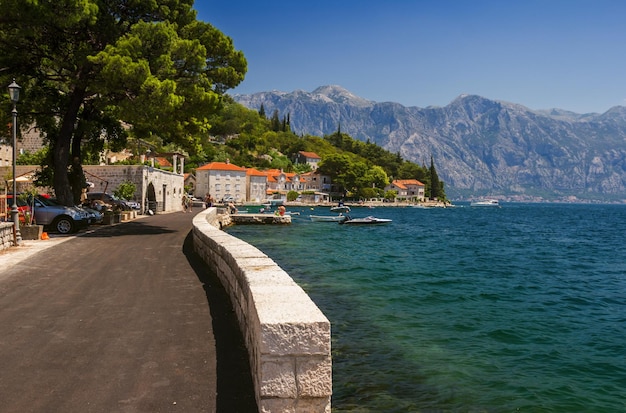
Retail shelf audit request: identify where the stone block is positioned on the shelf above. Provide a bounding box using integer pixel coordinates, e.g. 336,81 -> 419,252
297,357 -> 333,397
260,357 -> 297,398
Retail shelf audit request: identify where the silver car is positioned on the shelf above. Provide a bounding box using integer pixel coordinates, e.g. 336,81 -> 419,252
33,196 -> 90,234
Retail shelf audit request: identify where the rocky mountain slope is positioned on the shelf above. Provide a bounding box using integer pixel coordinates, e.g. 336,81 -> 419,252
233,85 -> 626,202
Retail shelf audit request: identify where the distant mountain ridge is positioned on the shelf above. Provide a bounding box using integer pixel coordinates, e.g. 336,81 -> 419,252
233,85 -> 626,202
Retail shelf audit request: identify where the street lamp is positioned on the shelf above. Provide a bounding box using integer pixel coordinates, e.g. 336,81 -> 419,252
8,79 -> 21,245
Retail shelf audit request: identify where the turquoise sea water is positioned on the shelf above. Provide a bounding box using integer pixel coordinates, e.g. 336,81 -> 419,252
226,203 -> 626,412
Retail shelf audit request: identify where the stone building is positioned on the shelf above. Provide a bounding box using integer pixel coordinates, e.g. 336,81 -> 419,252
1,164 -> 184,214
194,161 -> 247,203
385,179 -> 425,202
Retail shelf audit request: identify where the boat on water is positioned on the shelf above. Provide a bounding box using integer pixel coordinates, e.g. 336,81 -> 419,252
339,215 -> 392,225
330,205 -> 351,213
470,199 -> 500,207
310,214 -> 345,222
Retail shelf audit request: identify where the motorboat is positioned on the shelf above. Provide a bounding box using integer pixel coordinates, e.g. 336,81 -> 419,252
470,199 -> 500,207
310,214 -> 345,222
339,216 -> 392,225
330,205 -> 351,213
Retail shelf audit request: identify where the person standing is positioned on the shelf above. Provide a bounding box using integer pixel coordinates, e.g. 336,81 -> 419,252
182,193 -> 189,213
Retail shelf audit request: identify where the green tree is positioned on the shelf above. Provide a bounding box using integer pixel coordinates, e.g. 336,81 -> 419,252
0,0 -> 246,205
429,155 -> 441,199
287,190 -> 299,201
16,147 -> 48,166
114,181 -> 137,201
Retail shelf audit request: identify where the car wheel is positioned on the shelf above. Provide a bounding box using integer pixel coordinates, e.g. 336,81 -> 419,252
53,216 -> 75,234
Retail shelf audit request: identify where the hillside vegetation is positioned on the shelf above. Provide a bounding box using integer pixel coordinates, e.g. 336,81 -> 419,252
203,97 -> 446,200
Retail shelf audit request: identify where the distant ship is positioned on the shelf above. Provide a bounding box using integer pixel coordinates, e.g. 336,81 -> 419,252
470,199 -> 500,207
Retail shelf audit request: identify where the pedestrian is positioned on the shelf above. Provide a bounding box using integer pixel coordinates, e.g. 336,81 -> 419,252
228,201 -> 238,214
182,193 -> 188,212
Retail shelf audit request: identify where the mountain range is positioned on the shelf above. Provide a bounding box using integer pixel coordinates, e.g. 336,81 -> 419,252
233,85 -> 626,202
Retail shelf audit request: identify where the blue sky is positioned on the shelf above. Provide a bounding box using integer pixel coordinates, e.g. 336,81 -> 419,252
195,0 -> 626,114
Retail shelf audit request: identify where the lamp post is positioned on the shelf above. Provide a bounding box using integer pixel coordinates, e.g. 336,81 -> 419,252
8,79 -> 21,245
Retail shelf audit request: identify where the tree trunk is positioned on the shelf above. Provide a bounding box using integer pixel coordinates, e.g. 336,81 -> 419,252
53,85 -> 86,206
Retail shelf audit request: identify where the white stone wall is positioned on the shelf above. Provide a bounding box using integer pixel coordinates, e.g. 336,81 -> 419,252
0,165 -> 184,214
192,209 -> 332,412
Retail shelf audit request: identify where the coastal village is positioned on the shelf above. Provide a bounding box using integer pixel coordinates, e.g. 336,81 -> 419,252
190,151 -> 428,206
1,129 -> 437,215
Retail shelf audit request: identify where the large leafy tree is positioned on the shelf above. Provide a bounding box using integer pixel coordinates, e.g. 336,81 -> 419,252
0,0 -> 246,205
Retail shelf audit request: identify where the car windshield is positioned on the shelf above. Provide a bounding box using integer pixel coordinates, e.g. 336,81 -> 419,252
35,195 -> 62,206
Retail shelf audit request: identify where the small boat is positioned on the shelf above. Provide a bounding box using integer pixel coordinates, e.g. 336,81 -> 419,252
470,199 -> 500,207
330,205 -> 351,213
340,216 -> 392,225
310,214 -> 345,222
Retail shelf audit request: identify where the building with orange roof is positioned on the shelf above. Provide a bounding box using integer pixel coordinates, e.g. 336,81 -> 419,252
183,173 -> 196,194
295,151 -> 321,170
246,167 -> 268,202
385,179 -> 425,202
195,161 -> 247,202
299,171 -> 332,193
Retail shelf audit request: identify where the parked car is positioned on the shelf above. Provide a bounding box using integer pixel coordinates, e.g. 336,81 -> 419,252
5,194 -> 32,224
122,198 -> 141,210
31,195 -> 90,234
78,204 -> 103,224
86,192 -> 133,210
221,194 -> 235,203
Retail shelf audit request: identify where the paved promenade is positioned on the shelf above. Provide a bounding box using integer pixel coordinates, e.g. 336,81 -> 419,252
0,211 -> 256,412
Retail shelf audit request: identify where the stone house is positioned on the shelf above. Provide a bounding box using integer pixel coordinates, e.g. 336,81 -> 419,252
1,164 -> 184,214
295,151 -> 321,170
385,179 -> 425,202
264,169 -> 298,196
194,161 -> 247,202
246,168 -> 267,203
184,173 -> 196,194
299,171 -> 332,193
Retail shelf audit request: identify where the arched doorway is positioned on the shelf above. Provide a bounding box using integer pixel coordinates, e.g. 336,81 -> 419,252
146,182 -> 158,213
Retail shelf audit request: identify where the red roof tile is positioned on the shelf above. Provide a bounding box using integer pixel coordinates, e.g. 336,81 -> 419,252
196,162 -> 246,171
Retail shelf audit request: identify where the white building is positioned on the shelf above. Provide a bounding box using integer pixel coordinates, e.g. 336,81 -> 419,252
195,161 -> 247,202
246,168 -> 268,203
385,179 -> 425,202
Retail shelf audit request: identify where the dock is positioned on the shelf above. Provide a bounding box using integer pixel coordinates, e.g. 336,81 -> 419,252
229,213 -> 291,225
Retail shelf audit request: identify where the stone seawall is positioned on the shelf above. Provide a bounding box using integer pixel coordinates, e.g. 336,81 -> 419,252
192,209 -> 332,412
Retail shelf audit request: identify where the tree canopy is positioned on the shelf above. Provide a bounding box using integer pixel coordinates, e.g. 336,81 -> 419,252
0,0 -> 246,205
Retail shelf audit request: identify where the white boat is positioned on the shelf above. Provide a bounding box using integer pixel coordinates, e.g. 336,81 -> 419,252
330,205 -> 351,213
340,216 -> 392,225
310,214 -> 345,222
470,199 -> 500,207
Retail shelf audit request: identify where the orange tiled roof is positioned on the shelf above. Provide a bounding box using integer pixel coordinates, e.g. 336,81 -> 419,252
155,157 -> 172,167
262,169 -> 297,182
299,151 -> 321,159
196,161 -> 246,171
246,168 -> 266,177
393,179 -> 424,188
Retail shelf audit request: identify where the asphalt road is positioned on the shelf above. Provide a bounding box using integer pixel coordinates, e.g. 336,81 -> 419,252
0,211 -> 256,412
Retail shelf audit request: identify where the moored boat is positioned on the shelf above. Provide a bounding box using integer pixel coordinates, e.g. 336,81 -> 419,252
330,205 -> 351,213
340,216 -> 392,225
310,214 -> 345,222
470,199 -> 500,207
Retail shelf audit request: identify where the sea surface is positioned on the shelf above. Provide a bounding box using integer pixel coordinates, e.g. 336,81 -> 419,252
226,203 -> 626,412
